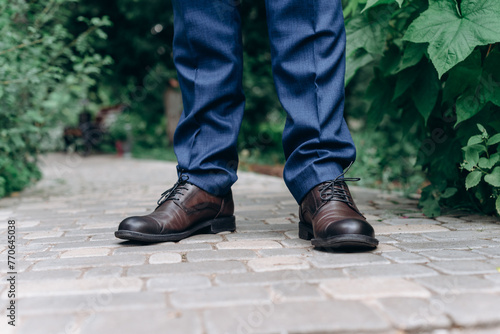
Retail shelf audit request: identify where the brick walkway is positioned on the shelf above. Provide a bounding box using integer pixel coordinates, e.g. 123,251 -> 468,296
1,153 -> 500,334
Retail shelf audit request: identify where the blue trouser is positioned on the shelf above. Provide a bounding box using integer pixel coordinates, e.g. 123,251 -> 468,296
172,0 -> 356,204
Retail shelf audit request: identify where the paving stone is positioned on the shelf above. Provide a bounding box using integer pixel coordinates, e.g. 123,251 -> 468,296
472,247 -> 500,258
113,243 -> 212,254
435,216 -> 466,224
23,251 -> 60,261
15,314 -> 79,334
382,251 -> 429,264
216,240 -> 282,249
376,224 -> 449,235
84,267 -> 124,278
442,293 -> 500,327
20,269 -> 82,281
203,300 -> 391,334
18,291 -> 168,315
449,327 -> 500,334
376,235 -> 398,244
375,297 -> 451,330
22,230 -> 64,239
264,217 -> 296,224
279,238 -> 312,248
225,231 -> 286,241
215,269 -> 346,286
32,254 -> 146,271
19,277 -> 143,297
149,252 -> 183,264
247,256 -> 310,272
414,275 -> 500,294
389,233 -> 432,243
186,249 -> 257,262
373,244 -> 401,253
484,274 -> 500,283
384,218 -> 439,226
440,222 -> 500,231
270,283 -> 325,302
61,248 -> 111,258
320,277 -> 430,299
171,286 -> 271,308
236,223 -> 296,233
309,252 -> 390,268
345,263 -> 438,278
178,234 -> 224,244
419,250 -> 487,261
26,236 -> 88,245
257,248 -> 312,257
51,240 -> 122,251
427,260 -> 499,275
422,230 -> 500,241
146,275 -> 211,292
127,260 -> 247,277
80,310 -> 203,334
398,240 -> 500,252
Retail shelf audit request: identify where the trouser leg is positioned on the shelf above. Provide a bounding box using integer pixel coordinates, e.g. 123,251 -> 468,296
171,0 -> 245,195
265,0 -> 356,203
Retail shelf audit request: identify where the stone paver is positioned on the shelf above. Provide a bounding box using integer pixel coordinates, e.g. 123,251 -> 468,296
1,153 -> 499,333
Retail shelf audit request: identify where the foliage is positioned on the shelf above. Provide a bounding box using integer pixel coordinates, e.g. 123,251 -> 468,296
0,0 -> 111,197
343,0 -> 500,216
460,124 -> 500,215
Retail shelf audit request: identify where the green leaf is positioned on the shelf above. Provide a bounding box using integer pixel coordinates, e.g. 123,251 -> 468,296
346,50 -> 374,85
346,14 -> 388,57
441,187 -> 457,198
477,124 -> 488,136
463,144 -> 486,166
455,90 -> 486,125
478,157 -> 497,170
393,65 -> 420,100
467,135 -> 483,146
442,50 -> 482,104
487,134 -> 500,146
411,62 -> 440,123
484,167 -> 500,187
362,0 -> 403,13
466,170 -> 482,189
396,43 -> 426,73
496,196 -> 500,216
404,0 -> 500,78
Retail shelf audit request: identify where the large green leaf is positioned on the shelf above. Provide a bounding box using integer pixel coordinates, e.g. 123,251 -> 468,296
404,0 -> 500,78
411,61 -> 441,123
345,14 -> 388,57
442,50 -> 482,104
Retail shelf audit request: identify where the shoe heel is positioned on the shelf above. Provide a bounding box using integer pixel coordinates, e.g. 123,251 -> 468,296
210,216 -> 236,233
298,221 -> 314,240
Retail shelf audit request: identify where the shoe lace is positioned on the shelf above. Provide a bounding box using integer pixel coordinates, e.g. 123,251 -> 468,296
318,162 -> 360,204
157,173 -> 190,207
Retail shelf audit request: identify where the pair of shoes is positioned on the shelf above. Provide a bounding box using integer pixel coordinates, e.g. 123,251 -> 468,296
115,172 -> 378,250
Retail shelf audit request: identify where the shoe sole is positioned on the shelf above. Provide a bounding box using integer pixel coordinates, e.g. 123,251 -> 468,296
114,216 -> 236,243
298,221 -> 378,250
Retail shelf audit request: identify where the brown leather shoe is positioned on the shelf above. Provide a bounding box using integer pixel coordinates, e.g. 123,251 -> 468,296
299,174 -> 378,250
115,175 -> 235,242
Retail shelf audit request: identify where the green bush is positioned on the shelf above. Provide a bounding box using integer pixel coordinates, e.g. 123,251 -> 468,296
344,0 -> 500,216
0,0 -> 111,197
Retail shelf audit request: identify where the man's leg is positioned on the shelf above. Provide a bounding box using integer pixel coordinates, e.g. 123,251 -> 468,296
172,0 -> 245,196
265,0 -> 378,249
115,0 -> 243,242
265,0 -> 355,204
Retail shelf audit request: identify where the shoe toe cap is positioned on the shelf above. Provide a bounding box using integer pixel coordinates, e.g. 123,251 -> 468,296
325,218 -> 375,237
118,216 -> 159,234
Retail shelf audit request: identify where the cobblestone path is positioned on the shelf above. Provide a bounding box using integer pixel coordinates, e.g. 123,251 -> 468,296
1,153 -> 500,334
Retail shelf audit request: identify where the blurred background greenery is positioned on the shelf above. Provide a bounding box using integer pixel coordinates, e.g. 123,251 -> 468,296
1,0 -> 499,216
